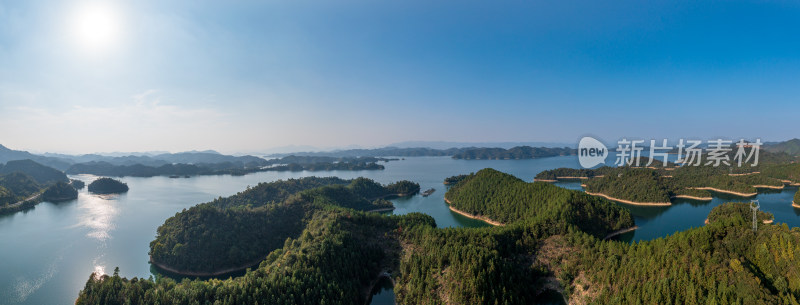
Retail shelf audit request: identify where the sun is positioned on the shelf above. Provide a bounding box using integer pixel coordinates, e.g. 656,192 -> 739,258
70,3 -> 122,53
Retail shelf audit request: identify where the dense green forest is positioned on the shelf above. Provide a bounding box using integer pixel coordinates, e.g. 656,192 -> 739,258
444,168 -> 634,236
76,169 -> 800,304
149,177 -> 415,274
0,172 -> 41,210
452,146 -> 576,160
570,203 -> 800,304
79,211 -> 436,305
42,181 -> 78,202
583,168 -> 672,203
537,159 -> 794,203
88,177 -> 129,194
443,174 -> 471,185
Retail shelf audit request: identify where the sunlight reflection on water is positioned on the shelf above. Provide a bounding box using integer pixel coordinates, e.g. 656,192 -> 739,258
75,194 -> 119,242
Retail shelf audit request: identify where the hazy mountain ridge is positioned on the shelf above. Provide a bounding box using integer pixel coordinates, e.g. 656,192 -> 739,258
0,144 -> 269,169
764,138 -> 800,156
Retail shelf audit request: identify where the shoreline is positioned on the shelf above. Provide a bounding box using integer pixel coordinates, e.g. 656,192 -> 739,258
149,256 -> 264,277
753,184 -> 785,190
706,218 -> 775,225
584,191 -> 671,206
794,201 -> 800,209
603,226 -> 638,240
0,193 -> 42,215
672,195 -> 713,201
444,198 -> 504,226
367,207 -> 396,213
689,187 -> 757,197
780,180 -> 800,186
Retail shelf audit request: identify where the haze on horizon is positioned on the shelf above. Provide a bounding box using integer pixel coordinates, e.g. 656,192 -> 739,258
1,0 -> 799,154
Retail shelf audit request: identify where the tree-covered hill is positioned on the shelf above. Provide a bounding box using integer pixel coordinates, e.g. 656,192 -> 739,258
0,159 -> 68,184
75,169 -> 800,304
42,181 -> 78,202
148,177 -> 411,275
0,172 -> 40,206
571,203 -> 800,304
538,163 -> 791,204
444,168 -> 634,237
79,210 -> 436,305
87,178 -> 129,194
583,168 -> 672,203
765,138 -> 800,156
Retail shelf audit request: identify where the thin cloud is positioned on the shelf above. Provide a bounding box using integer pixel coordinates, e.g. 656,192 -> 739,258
0,90 -> 229,153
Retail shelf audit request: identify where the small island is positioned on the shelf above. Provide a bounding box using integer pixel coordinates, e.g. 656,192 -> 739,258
42,181 -> 78,202
443,174 -> 470,185
70,179 -> 86,190
88,177 -> 129,194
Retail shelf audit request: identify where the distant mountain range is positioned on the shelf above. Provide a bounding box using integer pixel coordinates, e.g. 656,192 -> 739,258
2,138 -> 797,173
0,144 -> 269,171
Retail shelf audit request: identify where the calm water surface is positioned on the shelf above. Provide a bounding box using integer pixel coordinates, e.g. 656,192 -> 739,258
0,156 -> 798,304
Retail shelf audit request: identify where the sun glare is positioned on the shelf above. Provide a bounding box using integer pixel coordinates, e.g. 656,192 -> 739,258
70,3 -> 122,53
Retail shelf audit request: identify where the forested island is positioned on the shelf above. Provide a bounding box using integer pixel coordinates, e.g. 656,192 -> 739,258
148,177 -> 418,276
75,168 -> 800,304
451,146 -> 577,160
535,152 -> 800,205
71,179 -> 85,189
443,174 -> 470,185
444,168 -> 634,232
75,169 -> 631,304
88,178 -> 129,194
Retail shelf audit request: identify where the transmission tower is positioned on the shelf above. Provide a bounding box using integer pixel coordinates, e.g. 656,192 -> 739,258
750,200 -> 760,232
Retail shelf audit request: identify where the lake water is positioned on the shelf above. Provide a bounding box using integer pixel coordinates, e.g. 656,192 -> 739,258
0,156 -> 798,305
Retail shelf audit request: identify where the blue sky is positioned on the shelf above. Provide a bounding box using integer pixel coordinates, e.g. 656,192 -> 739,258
1,0 -> 799,153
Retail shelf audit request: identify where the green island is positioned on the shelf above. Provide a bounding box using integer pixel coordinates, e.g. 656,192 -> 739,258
451,146 -> 576,160
535,152 -> 799,205
148,177 -> 418,276
88,177 -> 129,194
0,159 -> 71,214
70,179 -> 86,190
75,168 -> 800,304
443,174 -> 471,185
